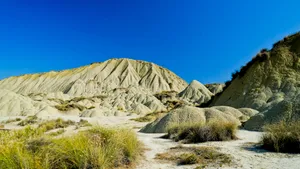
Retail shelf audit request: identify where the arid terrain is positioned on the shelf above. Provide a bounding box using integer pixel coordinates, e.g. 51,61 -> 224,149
2,32 -> 300,168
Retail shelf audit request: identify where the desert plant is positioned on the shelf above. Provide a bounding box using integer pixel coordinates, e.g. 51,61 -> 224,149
166,121 -> 238,143
0,126 -> 141,169
38,118 -> 75,131
156,146 -> 232,167
4,118 -> 22,124
77,119 -> 92,127
48,129 -> 65,136
55,103 -> 86,111
261,120 -> 300,153
178,153 -> 198,165
18,115 -> 38,126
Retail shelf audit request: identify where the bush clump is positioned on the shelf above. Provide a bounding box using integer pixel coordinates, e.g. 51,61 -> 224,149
55,103 -> 86,111
18,115 -> 38,126
166,121 -> 238,143
261,121 -> 300,153
0,126 -> 141,169
38,118 -> 76,131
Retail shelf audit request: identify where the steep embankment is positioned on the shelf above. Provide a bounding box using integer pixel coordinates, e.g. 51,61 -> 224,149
0,58 -> 187,96
211,32 -> 300,130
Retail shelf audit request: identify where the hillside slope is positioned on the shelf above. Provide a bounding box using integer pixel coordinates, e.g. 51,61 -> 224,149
179,80 -> 213,104
211,32 -> 300,130
0,58 -> 187,96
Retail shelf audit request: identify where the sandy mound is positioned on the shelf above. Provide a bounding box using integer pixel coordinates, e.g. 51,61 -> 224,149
140,105 -> 257,133
178,80 -> 213,105
0,58 -> 187,95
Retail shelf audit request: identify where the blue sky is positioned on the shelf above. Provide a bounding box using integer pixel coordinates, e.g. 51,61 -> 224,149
0,0 -> 300,84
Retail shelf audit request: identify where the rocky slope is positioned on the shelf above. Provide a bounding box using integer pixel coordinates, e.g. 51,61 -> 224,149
0,58 -> 187,96
210,32 -> 300,130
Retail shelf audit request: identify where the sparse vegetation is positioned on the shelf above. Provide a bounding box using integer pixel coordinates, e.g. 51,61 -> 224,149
154,90 -> 177,100
166,121 -> 238,143
4,117 -> 22,124
77,119 -> 92,127
39,118 -> 92,131
131,111 -> 167,122
18,115 -> 38,126
48,129 -> 65,136
0,126 -> 142,169
38,118 -> 76,131
55,103 -> 86,111
178,153 -> 198,165
156,146 -> 232,167
165,100 -> 185,110
261,120 -> 300,153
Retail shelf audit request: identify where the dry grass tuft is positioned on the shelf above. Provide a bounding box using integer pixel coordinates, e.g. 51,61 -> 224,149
4,118 -> 22,124
261,121 -> 300,153
0,126 -> 142,169
156,146 -> 232,167
166,121 -> 238,143
18,115 -> 38,126
38,118 -> 75,131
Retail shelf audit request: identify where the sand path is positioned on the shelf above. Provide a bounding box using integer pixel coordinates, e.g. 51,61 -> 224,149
136,129 -> 300,169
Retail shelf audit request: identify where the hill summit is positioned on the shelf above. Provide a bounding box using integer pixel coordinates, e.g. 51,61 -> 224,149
0,58 -> 187,96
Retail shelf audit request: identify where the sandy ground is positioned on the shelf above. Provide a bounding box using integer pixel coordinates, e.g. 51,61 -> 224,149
136,130 -> 300,169
1,116 -> 300,169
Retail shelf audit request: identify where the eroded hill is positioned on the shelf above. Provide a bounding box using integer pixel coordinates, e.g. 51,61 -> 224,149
210,32 -> 300,130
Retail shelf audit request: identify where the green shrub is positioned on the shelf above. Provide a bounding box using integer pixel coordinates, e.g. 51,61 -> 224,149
166,121 -> 238,143
55,103 -> 86,111
77,119 -> 92,127
261,121 -> 300,153
48,129 -> 65,137
38,118 -> 75,131
18,115 -> 38,126
0,126 -> 141,169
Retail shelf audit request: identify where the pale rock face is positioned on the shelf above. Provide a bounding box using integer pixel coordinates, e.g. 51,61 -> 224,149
0,58 -> 187,96
178,80 -> 213,105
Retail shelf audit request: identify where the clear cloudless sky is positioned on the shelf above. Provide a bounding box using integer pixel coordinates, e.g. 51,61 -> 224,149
0,0 -> 300,84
